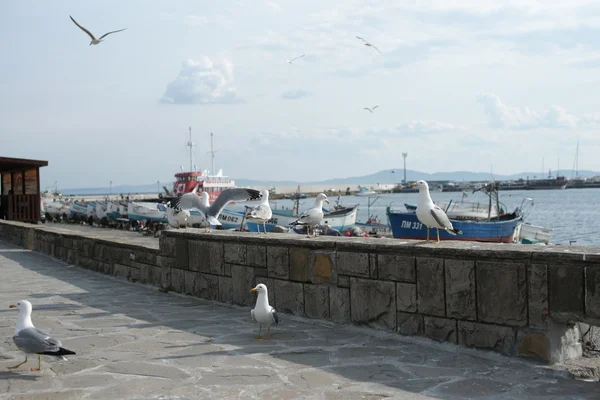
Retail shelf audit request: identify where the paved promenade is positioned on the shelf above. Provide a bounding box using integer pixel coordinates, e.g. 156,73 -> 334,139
0,241 -> 598,400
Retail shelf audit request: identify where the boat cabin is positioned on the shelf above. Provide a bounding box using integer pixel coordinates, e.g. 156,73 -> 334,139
0,157 -> 48,223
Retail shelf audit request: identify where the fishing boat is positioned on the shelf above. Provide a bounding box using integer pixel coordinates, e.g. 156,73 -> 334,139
127,202 -> 168,223
355,196 -> 391,236
515,223 -> 552,244
107,201 -> 128,220
246,205 -> 358,233
355,185 -> 377,196
69,201 -> 88,217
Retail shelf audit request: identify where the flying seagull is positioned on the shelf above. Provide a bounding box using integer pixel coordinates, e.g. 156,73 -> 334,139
69,15 -> 127,45
410,180 -> 463,243
171,187 -> 261,232
364,106 -> 379,113
287,54 -> 305,64
356,36 -> 382,54
9,300 -> 76,371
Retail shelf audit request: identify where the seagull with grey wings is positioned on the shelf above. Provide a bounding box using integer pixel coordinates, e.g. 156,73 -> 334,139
69,15 -> 127,45
364,105 -> 379,113
170,186 -> 261,232
245,189 -> 273,234
287,54 -> 305,64
9,300 -> 75,371
291,193 -> 329,237
356,36 -> 382,54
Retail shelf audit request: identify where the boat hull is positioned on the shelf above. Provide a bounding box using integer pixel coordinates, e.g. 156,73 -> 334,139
387,211 -> 522,243
247,206 -> 358,233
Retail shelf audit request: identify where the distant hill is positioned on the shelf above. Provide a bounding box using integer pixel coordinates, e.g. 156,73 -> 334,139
61,169 -> 600,195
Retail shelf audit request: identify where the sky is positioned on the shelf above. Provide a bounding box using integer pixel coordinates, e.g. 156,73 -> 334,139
1,0 -> 600,190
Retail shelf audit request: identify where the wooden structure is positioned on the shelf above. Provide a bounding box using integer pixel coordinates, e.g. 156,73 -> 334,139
0,157 -> 48,223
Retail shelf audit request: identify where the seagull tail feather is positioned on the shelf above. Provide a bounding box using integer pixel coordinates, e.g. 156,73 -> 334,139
446,228 -> 463,235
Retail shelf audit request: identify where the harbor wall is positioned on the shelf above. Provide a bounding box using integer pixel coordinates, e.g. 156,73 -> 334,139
1,220 -> 599,364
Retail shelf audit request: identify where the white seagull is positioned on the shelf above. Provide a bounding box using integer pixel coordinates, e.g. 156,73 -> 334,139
9,300 -> 76,371
165,202 -> 190,229
245,190 -> 273,234
250,284 -> 279,340
69,15 -> 127,46
356,36 -> 382,54
170,187 -> 261,232
410,180 -> 463,243
291,193 -> 329,237
287,54 -> 305,64
364,105 -> 379,113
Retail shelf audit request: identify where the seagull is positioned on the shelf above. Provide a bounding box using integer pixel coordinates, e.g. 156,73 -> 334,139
245,190 -> 273,234
410,180 -> 463,243
356,36 -> 382,54
165,202 -> 190,229
250,284 -> 279,340
287,54 -> 305,64
291,193 -> 329,237
69,15 -> 127,46
8,300 -> 75,371
171,187 -> 261,232
364,105 -> 379,113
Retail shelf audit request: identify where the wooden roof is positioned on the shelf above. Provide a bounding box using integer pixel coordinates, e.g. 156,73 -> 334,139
0,157 -> 49,173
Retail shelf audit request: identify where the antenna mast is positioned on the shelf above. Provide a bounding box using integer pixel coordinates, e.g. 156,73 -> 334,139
207,132 -> 218,174
186,127 -> 195,172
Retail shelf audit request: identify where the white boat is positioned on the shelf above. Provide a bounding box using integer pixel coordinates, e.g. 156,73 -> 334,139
515,223 -> 552,244
86,202 -> 97,219
107,201 -> 127,220
43,199 -> 69,217
246,205 -> 358,233
69,201 -> 88,216
355,185 -> 377,197
95,202 -> 108,220
127,202 -> 168,223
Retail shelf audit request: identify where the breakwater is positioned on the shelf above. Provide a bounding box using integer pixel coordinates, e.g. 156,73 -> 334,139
1,220 -> 599,364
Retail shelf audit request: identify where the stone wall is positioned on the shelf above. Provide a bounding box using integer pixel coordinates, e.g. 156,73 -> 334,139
2,220 -> 600,364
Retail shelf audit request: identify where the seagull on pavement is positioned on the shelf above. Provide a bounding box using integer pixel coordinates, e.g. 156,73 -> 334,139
287,54 -> 305,64
410,180 -> 463,243
250,284 -> 279,340
356,36 -> 382,54
364,105 -> 379,113
69,15 -> 127,46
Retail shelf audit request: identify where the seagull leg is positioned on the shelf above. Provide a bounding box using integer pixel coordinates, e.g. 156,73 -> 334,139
264,326 -> 271,341
255,325 -> 262,339
263,221 -> 267,234
426,227 -> 430,243
436,228 -> 440,244
7,356 -> 27,369
30,355 -> 41,371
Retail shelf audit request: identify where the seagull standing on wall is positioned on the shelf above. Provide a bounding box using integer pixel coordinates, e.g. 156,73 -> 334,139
245,190 -> 273,233
410,180 -> 463,243
69,16 -> 127,45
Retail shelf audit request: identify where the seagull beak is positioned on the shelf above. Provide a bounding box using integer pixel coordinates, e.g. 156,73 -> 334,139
250,287 -> 257,293
410,183 -> 418,187
9,305 -> 16,308
325,199 -> 330,204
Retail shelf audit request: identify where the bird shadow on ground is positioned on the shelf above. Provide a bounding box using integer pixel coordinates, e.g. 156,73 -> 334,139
1,244 -> 599,399
0,371 -> 39,382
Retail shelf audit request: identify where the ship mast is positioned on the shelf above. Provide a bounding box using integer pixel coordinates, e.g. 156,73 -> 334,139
208,132 -> 217,175
186,127 -> 195,172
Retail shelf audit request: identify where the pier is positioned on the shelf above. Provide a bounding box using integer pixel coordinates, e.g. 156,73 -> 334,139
1,220 -> 599,398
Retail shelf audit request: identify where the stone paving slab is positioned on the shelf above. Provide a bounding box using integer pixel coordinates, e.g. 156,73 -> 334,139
0,241 -> 598,400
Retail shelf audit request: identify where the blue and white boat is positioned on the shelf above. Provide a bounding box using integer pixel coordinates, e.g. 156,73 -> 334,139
127,202 -> 168,223
246,205 -> 358,233
386,207 -> 522,243
69,201 -> 88,217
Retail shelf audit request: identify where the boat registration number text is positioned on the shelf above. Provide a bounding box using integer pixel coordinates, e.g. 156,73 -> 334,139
219,214 -> 239,223
401,220 -> 424,230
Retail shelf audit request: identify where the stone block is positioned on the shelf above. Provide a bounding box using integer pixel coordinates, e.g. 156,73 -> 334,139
139,264 -> 161,286
289,247 -> 310,282
445,260 -> 476,321
159,236 -> 176,257
130,250 -> 157,266
311,251 -> 335,284
378,254 -> 415,282
424,316 -> 457,343
189,241 -> 223,275
171,268 -> 186,293
396,283 -> 417,313
350,278 -> 396,331
224,243 -> 246,265
397,312 -> 423,336
517,331 -> 549,361
223,262 -> 232,277
93,244 -> 108,261
267,247 -> 289,279
416,257 -> 445,317
218,276 -> 233,303
109,247 -> 129,266
65,249 -> 77,265
304,285 -> 329,319
184,271 -> 196,295
337,252 -> 369,277
370,253 -> 378,278
330,287 -> 350,324
528,264 -> 549,330
113,263 -> 140,283
247,245 -> 266,267
161,262 -> 172,290
255,267 -> 269,278
548,265 -> 584,322
78,257 -> 97,271
477,261 -> 527,327
274,280 -> 304,316
98,261 -> 113,276
458,321 -> 515,355
176,237 -> 189,270
195,274 -> 219,301
157,256 -> 176,269
77,239 -> 94,257
585,266 -> 600,320
231,265 -> 255,306
337,275 -> 350,288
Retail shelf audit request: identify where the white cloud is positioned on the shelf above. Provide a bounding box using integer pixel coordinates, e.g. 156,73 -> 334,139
281,89 -> 311,100
396,120 -> 456,134
160,58 -> 241,105
476,93 -> 599,129
184,15 -> 208,26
